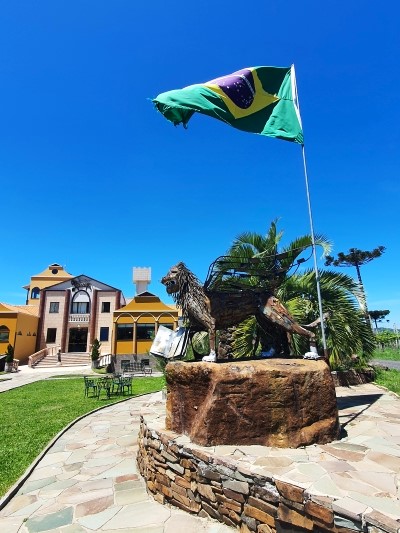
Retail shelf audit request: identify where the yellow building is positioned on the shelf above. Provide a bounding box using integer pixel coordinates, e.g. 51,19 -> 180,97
1,263 -> 74,365
0,303 -> 39,364
114,291 -> 179,358
23,263 -> 73,305
1,263 -> 179,369
38,274 -> 124,355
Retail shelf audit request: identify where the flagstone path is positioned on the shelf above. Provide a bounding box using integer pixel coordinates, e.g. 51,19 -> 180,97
0,391 -> 233,532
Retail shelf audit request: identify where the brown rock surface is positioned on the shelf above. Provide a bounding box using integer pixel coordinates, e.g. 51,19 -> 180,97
165,359 -> 339,447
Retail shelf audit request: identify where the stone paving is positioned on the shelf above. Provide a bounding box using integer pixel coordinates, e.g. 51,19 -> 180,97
1,366 -> 400,531
141,383 -> 400,525
0,367 -> 233,533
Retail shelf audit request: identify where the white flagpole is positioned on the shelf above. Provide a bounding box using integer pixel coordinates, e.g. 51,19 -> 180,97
301,145 -> 328,358
291,65 -> 328,359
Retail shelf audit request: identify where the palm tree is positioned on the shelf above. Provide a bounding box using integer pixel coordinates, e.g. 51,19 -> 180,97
210,220 -> 331,293
216,221 -> 375,369
279,270 -> 375,368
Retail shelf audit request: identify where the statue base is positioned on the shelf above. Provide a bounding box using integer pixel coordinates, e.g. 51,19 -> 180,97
165,359 -> 340,448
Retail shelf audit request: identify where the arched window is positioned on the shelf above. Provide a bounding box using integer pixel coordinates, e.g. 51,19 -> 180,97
71,291 -> 90,314
0,325 -> 10,343
31,287 -> 40,299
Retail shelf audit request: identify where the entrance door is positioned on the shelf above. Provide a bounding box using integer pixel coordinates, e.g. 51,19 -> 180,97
68,328 -> 88,352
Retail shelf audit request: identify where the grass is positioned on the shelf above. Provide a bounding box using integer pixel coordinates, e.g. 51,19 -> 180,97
374,368 -> 400,396
367,347 -> 400,396
372,347 -> 400,361
0,375 -> 165,497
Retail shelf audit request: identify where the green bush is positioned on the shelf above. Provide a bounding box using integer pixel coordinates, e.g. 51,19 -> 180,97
375,331 -> 400,350
5,344 -> 14,363
90,338 -> 101,361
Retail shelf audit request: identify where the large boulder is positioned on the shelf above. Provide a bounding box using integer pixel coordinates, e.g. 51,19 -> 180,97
165,359 -> 340,448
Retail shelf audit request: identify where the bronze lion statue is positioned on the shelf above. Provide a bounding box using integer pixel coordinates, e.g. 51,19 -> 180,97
161,262 -> 317,362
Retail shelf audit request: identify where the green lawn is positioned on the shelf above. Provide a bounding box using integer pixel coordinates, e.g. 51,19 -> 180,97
374,368 -> 400,395
370,348 -> 400,396
0,375 -> 165,497
372,347 -> 400,361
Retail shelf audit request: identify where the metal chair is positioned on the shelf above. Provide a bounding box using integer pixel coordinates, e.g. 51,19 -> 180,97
84,377 -> 98,398
119,376 -> 133,395
96,377 -> 113,399
141,359 -> 152,375
111,375 -> 123,395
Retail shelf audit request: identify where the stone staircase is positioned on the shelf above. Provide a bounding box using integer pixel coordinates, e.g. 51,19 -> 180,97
34,352 -> 91,368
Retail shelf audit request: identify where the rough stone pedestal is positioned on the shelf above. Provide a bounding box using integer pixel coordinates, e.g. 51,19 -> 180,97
165,359 -> 339,448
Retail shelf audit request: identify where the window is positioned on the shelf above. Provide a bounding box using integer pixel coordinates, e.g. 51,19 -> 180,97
31,287 -> 40,299
161,323 -> 174,330
46,328 -> 57,343
137,323 -> 155,340
117,324 -> 133,340
99,327 -> 109,342
0,325 -> 10,343
49,302 -> 59,313
101,302 -> 110,313
71,301 -> 90,314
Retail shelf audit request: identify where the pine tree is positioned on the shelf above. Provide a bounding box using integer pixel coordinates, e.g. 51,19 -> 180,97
5,344 -> 14,363
91,338 -> 101,361
324,246 -> 385,316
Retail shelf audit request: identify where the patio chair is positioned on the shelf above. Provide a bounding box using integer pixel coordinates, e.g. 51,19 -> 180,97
119,376 -> 133,396
141,359 -> 152,375
84,376 -> 98,398
96,377 -> 113,399
111,375 -> 123,395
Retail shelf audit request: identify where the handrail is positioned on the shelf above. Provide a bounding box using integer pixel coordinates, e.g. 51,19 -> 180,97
28,346 -> 58,368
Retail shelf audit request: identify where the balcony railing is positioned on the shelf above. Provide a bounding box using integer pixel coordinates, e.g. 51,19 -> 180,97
69,314 -> 90,323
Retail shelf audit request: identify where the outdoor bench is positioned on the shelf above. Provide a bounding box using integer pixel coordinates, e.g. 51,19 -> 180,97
120,361 -> 152,376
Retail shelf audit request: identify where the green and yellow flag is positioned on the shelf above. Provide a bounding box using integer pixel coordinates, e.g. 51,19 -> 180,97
153,65 -> 303,144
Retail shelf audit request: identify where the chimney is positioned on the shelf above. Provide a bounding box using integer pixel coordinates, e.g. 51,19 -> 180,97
133,267 -> 151,295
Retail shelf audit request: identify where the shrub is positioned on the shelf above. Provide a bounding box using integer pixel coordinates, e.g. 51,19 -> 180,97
5,344 -> 14,363
90,339 -> 101,361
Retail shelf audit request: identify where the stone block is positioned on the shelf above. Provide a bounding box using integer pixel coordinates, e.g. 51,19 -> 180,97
275,480 -> 304,503
215,494 -> 243,513
174,475 -> 191,488
166,359 -> 339,447
364,510 -> 400,533
197,482 -> 217,502
277,503 -> 314,530
222,479 -> 250,495
248,495 -> 278,517
223,487 -> 246,502
258,526 -> 276,533
305,499 -> 334,526
244,504 -> 276,526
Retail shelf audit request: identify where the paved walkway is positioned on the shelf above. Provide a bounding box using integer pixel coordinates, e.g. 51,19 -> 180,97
1,366 -> 400,531
0,366 -> 232,532
0,364 -> 95,392
372,359 -> 400,371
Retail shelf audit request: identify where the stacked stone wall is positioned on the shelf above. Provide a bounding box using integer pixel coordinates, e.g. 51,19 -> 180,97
137,417 -> 398,533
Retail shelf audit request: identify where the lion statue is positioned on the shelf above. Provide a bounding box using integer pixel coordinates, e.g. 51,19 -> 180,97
161,262 -> 318,362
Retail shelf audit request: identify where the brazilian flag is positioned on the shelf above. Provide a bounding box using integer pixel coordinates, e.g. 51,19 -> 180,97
153,65 -> 303,144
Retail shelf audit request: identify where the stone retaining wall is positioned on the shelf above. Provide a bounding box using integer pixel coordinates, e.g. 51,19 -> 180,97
331,369 -> 376,387
137,417 -> 397,533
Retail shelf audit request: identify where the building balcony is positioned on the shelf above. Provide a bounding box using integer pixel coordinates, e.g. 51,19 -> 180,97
69,314 -> 90,323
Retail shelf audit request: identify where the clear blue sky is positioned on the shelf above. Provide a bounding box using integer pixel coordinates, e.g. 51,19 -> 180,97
1,1 -> 399,329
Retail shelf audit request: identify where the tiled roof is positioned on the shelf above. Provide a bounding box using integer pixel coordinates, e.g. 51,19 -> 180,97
0,303 -> 40,316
